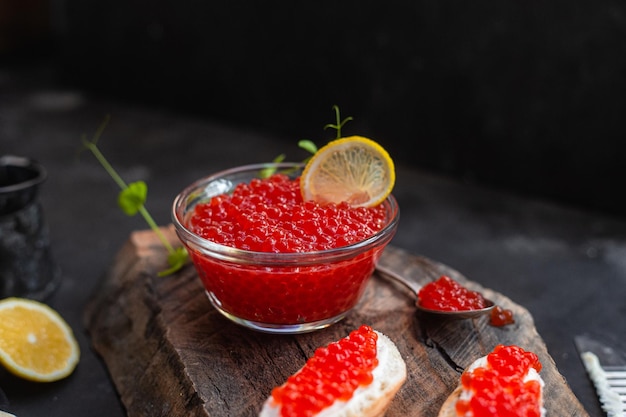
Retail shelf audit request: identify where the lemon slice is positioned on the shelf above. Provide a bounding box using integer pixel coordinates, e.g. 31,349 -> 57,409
301,136 -> 395,207
0,297 -> 80,382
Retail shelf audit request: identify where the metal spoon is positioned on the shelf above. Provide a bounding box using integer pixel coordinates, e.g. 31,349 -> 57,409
375,263 -> 496,319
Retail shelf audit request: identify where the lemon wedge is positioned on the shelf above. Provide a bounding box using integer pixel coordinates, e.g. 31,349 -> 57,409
0,297 -> 80,382
300,136 -> 395,207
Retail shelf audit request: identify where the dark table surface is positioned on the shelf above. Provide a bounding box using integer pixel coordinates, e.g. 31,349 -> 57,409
1,68 -> 625,417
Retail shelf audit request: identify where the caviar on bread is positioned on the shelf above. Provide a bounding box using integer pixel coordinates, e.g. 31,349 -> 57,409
259,325 -> 407,417
438,345 -> 545,417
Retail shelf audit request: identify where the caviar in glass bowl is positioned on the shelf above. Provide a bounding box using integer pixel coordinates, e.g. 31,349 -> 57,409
172,163 -> 399,334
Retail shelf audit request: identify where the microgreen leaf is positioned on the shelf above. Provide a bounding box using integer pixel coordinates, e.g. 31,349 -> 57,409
274,153 -> 287,163
158,247 -> 190,277
324,105 -> 353,139
260,153 -> 286,178
80,117 -> 189,276
263,108 -> 347,174
118,181 -> 147,215
298,140 -> 318,155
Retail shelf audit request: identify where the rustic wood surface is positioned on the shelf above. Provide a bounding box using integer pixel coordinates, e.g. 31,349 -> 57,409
84,228 -> 589,417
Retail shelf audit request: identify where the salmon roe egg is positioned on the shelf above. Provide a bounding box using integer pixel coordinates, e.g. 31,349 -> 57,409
457,345 -> 543,417
188,173 -> 387,252
271,325 -> 379,417
417,276 -> 488,311
490,305 -> 515,327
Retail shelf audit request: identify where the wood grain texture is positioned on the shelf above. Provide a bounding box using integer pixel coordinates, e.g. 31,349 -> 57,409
84,228 -> 588,417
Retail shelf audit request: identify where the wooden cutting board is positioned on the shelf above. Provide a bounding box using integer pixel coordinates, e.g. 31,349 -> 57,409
84,227 -> 588,417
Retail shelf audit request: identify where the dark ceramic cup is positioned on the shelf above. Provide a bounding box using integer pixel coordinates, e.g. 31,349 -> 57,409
0,155 -> 60,300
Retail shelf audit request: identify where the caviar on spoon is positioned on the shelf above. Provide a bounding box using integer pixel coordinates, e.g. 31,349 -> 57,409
375,263 -> 496,320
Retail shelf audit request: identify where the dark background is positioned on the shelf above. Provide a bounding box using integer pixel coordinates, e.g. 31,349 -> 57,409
2,0 -> 625,217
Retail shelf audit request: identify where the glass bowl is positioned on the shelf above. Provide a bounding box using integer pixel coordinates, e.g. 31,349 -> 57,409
171,163 -> 399,334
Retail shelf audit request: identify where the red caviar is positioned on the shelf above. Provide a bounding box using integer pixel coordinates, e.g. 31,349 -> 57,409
188,173 -> 387,252
271,325 -> 379,417
490,305 -> 515,327
456,345 -> 543,417
185,173 -> 393,324
418,276 -> 488,311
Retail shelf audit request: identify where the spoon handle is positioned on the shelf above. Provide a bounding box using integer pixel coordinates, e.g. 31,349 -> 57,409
375,263 -> 423,295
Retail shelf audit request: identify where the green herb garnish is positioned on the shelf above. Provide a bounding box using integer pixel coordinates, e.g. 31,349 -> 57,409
324,104 -> 353,139
79,116 -> 189,276
260,105 -> 352,178
81,106 -> 351,274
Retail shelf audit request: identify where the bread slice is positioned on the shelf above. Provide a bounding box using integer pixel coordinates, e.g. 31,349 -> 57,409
437,387 -> 462,417
438,346 -> 545,417
260,330 -> 406,417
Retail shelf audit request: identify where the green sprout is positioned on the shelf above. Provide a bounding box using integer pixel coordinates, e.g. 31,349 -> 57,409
298,139 -> 318,156
301,104 -> 353,154
259,139 -> 317,178
80,106 -> 351,274
324,104 -> 353,139
260,105 -> 351,178
79,116 -> 189,276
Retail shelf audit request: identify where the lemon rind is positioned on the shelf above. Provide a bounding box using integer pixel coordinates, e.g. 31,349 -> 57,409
301,136 -> 395,207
